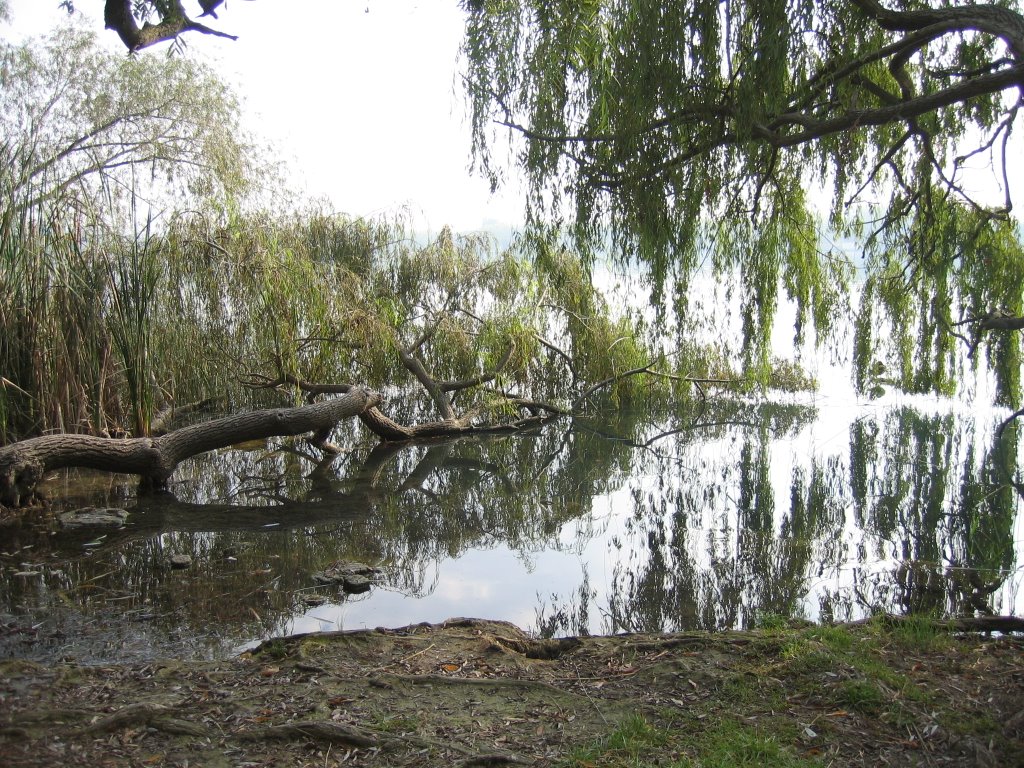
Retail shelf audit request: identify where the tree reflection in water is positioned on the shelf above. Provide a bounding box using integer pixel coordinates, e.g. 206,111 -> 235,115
2,400 -> 1020,661
597,405 -> 1021,637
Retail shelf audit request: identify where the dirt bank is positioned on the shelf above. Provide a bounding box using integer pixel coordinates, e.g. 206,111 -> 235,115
2,617 -> 1022,767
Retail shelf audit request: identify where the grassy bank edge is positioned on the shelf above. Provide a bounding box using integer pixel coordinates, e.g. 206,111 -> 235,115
558,615 -> 1021,767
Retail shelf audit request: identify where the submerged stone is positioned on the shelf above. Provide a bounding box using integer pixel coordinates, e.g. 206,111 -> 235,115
312,561 -> 382,589
59,507 -> 129,528
341,575 -> 372,594
168,554 -> 193,569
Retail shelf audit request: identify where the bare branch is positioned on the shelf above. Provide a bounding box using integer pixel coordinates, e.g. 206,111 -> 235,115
104,0 -> 238,51
438,343 -> 515,393
397,344 -> 455,420
574,362 -> 740,409
533,333 -> 578,386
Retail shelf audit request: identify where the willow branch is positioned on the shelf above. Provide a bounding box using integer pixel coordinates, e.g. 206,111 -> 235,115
438,343 -> 515,393
574,362 -> 739,408
104,0 -> 238,51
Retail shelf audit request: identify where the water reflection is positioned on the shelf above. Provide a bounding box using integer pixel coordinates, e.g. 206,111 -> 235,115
596,404 -> 1022,636
1,399 -> 1021,662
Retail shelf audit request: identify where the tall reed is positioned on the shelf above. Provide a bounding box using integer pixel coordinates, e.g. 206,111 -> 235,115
0,192 -> 749,445
104,203 -> 161,437
0,152 -> 127,441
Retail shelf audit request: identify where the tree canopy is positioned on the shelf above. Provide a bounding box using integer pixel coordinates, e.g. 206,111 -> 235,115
460,0 -> 1024,402
44,1 -> 1024,404
1,23 -> 255,220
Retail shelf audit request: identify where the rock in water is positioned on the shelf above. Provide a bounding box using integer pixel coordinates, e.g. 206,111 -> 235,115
169,554 -> 193,569
59,507 -> 129,528
342,575 -> 372,594
312,561 -> 383,590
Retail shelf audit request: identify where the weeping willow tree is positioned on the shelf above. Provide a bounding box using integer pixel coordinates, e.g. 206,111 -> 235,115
66,1 -> 1024,399
70,0 -> 1024,401
460,0 -> 1024,403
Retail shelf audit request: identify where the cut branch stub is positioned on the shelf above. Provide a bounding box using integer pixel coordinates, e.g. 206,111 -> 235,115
0,388 -> 379,506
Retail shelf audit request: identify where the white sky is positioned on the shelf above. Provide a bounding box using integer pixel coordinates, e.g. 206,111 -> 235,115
2,2 -> 1019,233
2,0 -> 525,233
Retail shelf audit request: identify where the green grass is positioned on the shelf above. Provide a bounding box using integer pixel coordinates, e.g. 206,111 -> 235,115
563,714 -> 819,768
836,679 -> 887,715
369,713 -> 421,734
697,720 -> 819,768
550,619 -> 1003,768
887,615 -> 953,653
810,625 -> 855,652
565,714 -> 671,767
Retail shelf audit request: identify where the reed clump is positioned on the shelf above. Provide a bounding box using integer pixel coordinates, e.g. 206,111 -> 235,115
1,192 -> 811,445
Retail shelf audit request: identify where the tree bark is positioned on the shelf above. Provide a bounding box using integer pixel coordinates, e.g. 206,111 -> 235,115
979,315 -> 1024,332
0,388 -> 379,506
244,340 -> 558,444
104,0 -> 238,50
356,405 -> 556,441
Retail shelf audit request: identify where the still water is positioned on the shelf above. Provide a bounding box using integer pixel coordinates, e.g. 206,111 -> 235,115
2,393 -> 1022,663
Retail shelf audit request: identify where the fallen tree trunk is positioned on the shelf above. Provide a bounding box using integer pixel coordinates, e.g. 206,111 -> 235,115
244,374 -> 563,442
357,404 -> 558,441
0,388 -> 379,506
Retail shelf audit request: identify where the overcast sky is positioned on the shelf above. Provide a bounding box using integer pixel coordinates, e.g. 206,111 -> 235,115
4,1 -> 1019,234
2,0 -> 525,233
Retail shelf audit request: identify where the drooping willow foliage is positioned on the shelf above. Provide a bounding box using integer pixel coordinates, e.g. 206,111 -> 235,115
855,186 -> 1024,404
2,22 -> 819,445
4,199 -> 791,443
461,0 -> 1024,403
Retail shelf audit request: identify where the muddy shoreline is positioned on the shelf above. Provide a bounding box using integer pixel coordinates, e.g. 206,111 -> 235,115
2,617 -> 1022,767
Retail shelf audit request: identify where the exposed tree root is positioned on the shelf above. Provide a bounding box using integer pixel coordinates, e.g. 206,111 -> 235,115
76,701 -> 209,737
619,633 -> 752,652
377,672 -> 571,698
242,721 -> 378,748
456,754 -> 534,767
241,719 -> 528,764
487,634 -> 582,660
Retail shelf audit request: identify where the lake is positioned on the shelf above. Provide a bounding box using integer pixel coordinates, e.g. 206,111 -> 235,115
1,391 -> 1021,664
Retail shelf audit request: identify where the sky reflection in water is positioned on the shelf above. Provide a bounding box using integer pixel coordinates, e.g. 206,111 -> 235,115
2,394 -> 1022,664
